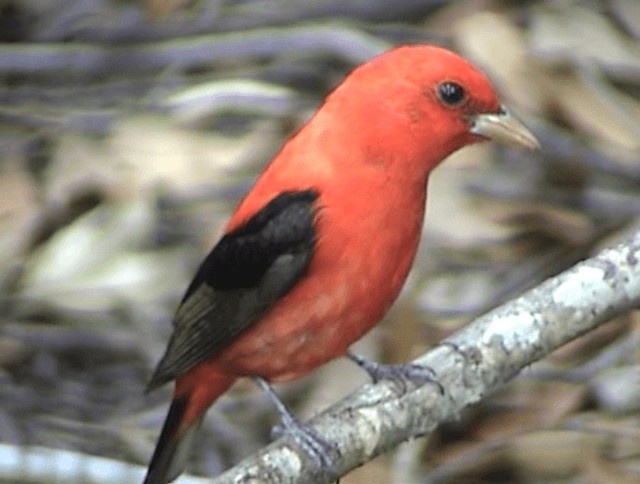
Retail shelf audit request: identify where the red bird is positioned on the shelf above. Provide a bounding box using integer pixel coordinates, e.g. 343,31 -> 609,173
143,45 -> 539,483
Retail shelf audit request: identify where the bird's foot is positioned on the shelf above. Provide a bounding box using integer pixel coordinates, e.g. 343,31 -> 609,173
347,352 -> 444,395
254,377 -> 339,475
271,413 -> 338,472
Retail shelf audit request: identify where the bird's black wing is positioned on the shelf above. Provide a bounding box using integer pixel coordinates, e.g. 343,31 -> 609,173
147,189 -> 320,390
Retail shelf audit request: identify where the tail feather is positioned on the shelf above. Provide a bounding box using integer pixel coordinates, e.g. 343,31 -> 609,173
143,366 -> 236,483
144,398 -> 202,484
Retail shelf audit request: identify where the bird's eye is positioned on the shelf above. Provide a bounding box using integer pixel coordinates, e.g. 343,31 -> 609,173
437,82 -> 466,107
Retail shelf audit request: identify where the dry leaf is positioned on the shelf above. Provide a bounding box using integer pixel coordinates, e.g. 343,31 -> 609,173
552,70 -> 640,152
591,365 -> 640,414
530,4 -> 640,80
18,200 -> 189,312
507,430 -> 607,478
452,10 -> 549,113
0,159 -> 40,278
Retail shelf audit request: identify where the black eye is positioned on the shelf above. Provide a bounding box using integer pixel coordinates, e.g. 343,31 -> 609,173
437,82 -> 466,107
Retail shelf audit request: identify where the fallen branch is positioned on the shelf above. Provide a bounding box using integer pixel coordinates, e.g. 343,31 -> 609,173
212,226 -> 640,483
0,23 -> 390,76
0,443 -> 209,484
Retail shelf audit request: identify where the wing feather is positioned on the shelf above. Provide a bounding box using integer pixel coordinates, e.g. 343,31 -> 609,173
147,190 -> 319,390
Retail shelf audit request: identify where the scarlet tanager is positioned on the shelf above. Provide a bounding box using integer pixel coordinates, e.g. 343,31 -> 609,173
143,45 -> 539,483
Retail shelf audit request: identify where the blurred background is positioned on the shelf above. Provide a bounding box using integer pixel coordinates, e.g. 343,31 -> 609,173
1,0 -> 640,482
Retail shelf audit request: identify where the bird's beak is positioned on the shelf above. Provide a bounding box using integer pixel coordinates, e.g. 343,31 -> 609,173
470,106 -> 540,150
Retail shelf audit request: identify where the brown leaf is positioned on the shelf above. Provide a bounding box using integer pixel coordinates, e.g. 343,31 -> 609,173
508,430 -> 608,478
452,10 -> 549,114
530,4 -> 640,80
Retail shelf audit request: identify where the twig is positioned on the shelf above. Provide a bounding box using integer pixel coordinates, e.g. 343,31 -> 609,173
217,0 -> 447,31
0,23 -> 391,76
0,443 -> 209,484
160,79 -> 301,124
210,226 -> 640,483
521,330 -> 640,383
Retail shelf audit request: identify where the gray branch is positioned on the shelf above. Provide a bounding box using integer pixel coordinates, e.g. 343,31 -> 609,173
211,227 -> 640,483
0,23 -> 390,76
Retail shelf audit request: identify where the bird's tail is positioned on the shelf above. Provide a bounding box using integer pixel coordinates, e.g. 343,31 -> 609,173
143,370 -> 236,484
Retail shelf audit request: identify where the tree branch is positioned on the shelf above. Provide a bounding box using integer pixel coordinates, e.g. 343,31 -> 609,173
0,23 -> 389,76
211,227 -> 640,483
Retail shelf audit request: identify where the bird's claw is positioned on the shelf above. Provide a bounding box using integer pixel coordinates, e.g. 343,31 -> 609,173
271,416 -> 339,474
348,352 -> 444,395
255,377 -> 339,477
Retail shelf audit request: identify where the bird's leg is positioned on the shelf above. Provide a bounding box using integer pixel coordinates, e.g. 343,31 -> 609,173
254,377 -> 339,473
347,352 -> 444,394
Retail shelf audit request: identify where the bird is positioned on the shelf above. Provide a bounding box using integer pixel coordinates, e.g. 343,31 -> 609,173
143,44 -> 539,483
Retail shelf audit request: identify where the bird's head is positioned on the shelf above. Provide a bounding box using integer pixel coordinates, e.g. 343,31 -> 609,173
317,45 -> 539,179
